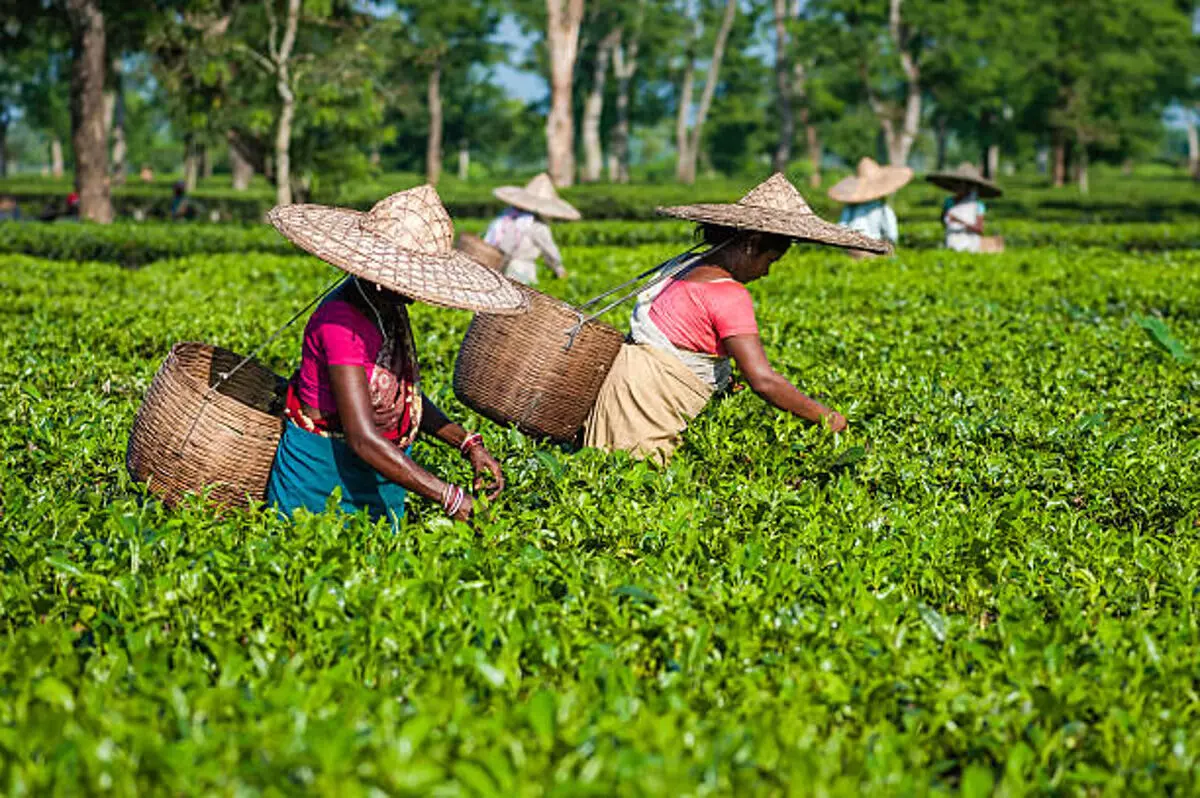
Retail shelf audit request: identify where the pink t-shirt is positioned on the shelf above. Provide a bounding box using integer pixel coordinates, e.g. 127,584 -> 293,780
296,299 -> 381,415
649,278 -> 759,356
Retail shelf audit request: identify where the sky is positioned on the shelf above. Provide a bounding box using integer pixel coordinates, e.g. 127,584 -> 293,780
490,16 -> 548,104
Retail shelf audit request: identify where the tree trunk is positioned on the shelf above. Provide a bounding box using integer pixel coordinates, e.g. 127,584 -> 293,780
425,60 -> 443,186
935,116 -> 948,170
804,117 -> 821,187
230,136 -> 253,190
673,44 -> 696,183
1077,142 -> 1088,195
771,0 -> 794,173
458,139 -> 469,181
110,58 -> 127,184
271,0 -> 301,207
863,0 -> 919,166
1052,132 -> 1066,187
51,137 -> 65,178
0,116 -> 8,178
610,18 -> 641,184
679,0 -> 737,185
202,146 -> 213,179
67,0 -> 112,223
183,140 -> 200,191
581,30 -> 616,183
545,0 -> 585,188
986,144 -> 999,180
1187,107 -> 1199,180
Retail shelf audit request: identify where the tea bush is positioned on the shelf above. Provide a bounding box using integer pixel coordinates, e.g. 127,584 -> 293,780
1,241 -> 1197,793
3,217 -> 1198,267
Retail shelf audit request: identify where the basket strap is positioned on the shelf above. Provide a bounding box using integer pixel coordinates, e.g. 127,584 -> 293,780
562,239 -> 732,350
176,273 -> 348,456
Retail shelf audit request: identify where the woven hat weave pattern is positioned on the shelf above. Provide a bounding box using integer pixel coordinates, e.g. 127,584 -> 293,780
268,185 -> 528,315
828,157 -> 914,204
494,173 -> 582,221
657,172 -> 893,254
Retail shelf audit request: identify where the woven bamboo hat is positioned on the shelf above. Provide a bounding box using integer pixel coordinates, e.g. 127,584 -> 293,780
925,162 -> 1002,199
493,173 -> 582,221
828,157 -> 913,204
268,185 -> 528,315
657,172 -> 893,254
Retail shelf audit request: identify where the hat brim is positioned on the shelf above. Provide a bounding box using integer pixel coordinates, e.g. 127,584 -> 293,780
827,166 -> 913,203
925,173 -> 1002,199
493,186 -> 582,221
268,204 -> 528,315
655,204 -> 893,255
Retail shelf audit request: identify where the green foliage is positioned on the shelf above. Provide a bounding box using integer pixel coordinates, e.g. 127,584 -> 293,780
0,229 -> 1197,791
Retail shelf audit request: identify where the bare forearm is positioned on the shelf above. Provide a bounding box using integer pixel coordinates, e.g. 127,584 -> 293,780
419,395 -> 468,448
750,372 -> 833,424
349,433 -> 451,504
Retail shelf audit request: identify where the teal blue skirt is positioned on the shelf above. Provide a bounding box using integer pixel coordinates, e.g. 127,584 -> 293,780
266,421 -> 409,530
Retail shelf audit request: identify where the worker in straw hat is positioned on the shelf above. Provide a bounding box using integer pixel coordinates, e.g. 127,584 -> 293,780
926,162 -> 1002,253
583,173 -> 891,463
828,157 -> 913,253
265,185 -> 528,527
484,172 -> 581,285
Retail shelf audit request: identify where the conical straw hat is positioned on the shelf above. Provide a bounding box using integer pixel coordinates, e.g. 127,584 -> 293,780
657,173 -> 893,254
827,157 -> 913,204
925,162 -> 1002,198
268,186 -> 528,315
493,173 -> 582,221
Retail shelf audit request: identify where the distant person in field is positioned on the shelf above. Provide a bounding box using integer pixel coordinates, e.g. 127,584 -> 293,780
927,163 -> 1002,253
484,173 -> 580,285
139,165 -> 155,183
584,174 -> 891,463
41,192 -> 80,223
828,157 -> 912,255
170,181 -> 196,220
264,185 -> 527,527
0,196 -> 21,221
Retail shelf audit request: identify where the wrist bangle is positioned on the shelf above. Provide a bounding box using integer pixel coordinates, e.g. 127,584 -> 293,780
459,432 -> 484,456
441,484 -> 465,517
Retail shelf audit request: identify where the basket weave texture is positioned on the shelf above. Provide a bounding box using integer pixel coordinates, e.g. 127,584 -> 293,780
127,342 -> 286,508
456,233 -> 506,271
454,287 -> 624,442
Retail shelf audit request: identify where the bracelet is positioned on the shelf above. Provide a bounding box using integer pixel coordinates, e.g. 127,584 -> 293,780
440,484 -> 466,517
459,432 -> 484,456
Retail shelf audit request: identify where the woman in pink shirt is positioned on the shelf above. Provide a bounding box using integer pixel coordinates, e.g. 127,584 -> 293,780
265,185 -> 528,527
585,173 -> 891,462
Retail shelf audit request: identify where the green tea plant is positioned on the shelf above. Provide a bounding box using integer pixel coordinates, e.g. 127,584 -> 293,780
0,240 -> 1197,794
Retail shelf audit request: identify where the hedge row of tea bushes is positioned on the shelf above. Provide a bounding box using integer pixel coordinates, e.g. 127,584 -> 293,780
3,170 -> 1198,223
3,217 -> 1198,266
1,243 -> 1197,792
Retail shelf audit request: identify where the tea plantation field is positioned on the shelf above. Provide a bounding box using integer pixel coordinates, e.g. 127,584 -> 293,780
1,232 -> 1198,793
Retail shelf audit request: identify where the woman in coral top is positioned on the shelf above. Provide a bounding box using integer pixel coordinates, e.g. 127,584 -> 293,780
584,174 -> 891,462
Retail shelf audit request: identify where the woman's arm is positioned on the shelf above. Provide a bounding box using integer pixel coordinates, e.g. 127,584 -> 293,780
723,334 -> 847,432
531,223 -> 568,279
329,365 -> 472,520
420,395 -> 505,498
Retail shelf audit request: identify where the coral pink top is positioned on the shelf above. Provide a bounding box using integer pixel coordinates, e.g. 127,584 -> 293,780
649,278 -> 759,356
296,299 -> 382,415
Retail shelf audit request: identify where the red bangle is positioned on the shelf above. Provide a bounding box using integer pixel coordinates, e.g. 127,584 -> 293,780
459,432 -> 484,456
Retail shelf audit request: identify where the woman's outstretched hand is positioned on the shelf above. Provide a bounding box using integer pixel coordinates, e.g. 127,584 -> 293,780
467,446 -> 505,500
823,411 -> 848,434
453,493 -> 474,523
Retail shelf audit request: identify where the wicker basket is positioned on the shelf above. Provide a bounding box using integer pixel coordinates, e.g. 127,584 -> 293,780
979,235 -> 1005,253
456,233 -> 506,271
454,286 -> 625,442
127,342 -> 287,508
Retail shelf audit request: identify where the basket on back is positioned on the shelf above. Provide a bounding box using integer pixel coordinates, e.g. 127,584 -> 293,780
127,342 -> 286,508
456,233 -> 506,271
454,286 -> 624,443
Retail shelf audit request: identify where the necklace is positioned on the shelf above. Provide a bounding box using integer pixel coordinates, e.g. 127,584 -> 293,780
354,278 -> 390,349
